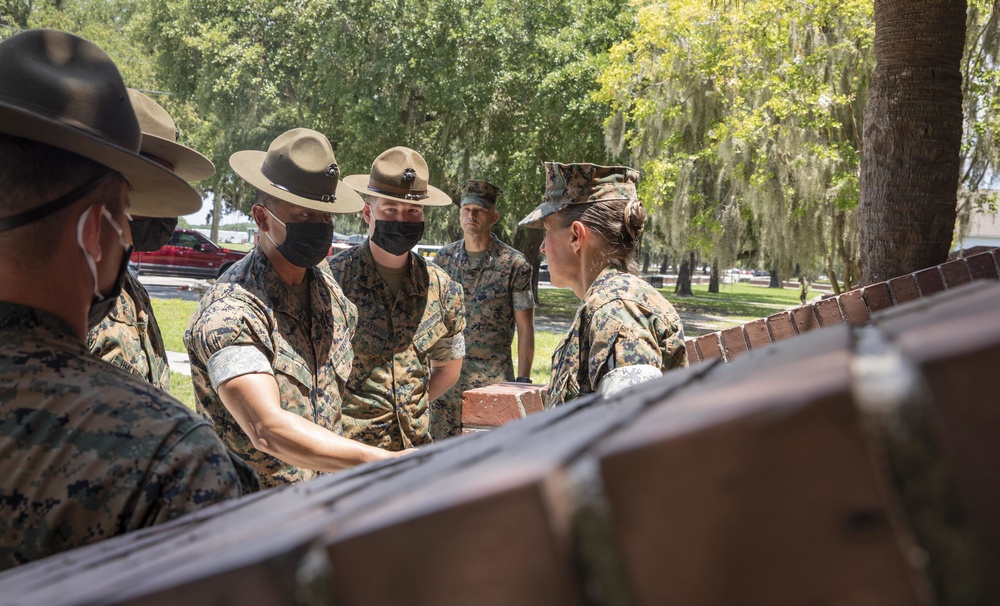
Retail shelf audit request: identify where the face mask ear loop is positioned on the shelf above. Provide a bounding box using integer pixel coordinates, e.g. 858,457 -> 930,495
263,206 -> 286,249
76,206 -> 103,300
101,208 -> 130,249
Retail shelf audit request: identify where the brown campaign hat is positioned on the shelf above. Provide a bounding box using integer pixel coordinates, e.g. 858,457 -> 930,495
0,29 -> 201,218
229,128 -> 364,213
342,146 -> 451,207
460,179 -> 502,209
128,89 -> 214,182
519,162 -> 639,228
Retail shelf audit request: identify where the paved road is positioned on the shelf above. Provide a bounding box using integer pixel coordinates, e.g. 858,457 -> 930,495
138,275 -> 210,301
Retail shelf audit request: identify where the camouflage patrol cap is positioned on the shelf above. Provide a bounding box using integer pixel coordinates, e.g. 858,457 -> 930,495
460,179 -> 502,209
518,162 -> 639,228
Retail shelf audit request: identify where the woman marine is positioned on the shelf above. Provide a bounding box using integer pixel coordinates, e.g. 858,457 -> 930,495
519,162 -> 687,407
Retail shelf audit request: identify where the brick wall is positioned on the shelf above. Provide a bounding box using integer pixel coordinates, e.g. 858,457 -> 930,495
3,278 -> 998,605
688,248 -> 1000,364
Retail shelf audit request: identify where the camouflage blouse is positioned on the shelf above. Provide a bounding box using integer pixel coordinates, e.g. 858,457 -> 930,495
432,234 -> 534,439
87,271 -> 171,391
547,268 -> 687,408
0,302 -> 248,571
185,247 -> 356,488
328,241 -> 466,451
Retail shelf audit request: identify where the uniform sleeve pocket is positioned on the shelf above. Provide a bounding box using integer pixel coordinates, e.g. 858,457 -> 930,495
413,309 -> 446,354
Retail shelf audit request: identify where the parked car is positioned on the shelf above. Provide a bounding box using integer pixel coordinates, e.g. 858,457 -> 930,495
131,228 -> 246,279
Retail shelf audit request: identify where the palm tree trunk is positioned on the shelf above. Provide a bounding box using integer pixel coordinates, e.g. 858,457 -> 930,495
858,0 -> 967,285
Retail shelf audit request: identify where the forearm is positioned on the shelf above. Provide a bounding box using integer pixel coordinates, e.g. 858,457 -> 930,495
219,374 -> 398,472
249,408 -> 398,471
515,309 -> 535,378
428,358 -> 463,401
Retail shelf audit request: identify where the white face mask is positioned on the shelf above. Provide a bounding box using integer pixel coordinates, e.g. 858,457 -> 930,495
76,205 -> 129,300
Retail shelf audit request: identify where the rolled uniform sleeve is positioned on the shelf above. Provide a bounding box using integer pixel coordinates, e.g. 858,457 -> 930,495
185,296 -> 274,385
139,420 -> 252,528
429,274 -> 467,362
584,301 -> 663,393
511,257 -> 535,311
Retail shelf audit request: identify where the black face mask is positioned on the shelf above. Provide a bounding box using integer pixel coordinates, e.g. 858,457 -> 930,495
371,220 -> 424,256
129,217 -> 177,252
265,208 -> 334,268
81,208 -> 133,330
87,245 -> 131,330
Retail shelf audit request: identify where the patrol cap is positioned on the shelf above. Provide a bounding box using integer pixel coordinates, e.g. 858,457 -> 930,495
518,162 -> 640,229
230,128 -> 364,213
460,179 -> 502,209
0,29 -> 201,220
128,89 -> 214,182
342,146 -> 452,207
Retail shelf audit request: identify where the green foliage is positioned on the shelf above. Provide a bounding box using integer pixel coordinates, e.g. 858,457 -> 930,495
149,297 -> 199,353
169,371 -> 196,411
599,0 -> 873,284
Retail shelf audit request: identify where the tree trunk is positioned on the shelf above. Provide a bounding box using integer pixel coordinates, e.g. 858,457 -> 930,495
769,267 -> 781,288
642,251 -> 651,274
708,260 -> 720,293
826,254 -> 842,295
674,251 -> 694,296
211,193 -> 221,243
858,0 -> 967,285
659,254 -> 669,274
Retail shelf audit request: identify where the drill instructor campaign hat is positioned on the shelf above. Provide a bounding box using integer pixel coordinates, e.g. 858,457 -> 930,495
518,162 -> 640,228
342,146 -> 452,207
0,29 -> 201,219
128,89 -> 215,182
229,128 -> 364,213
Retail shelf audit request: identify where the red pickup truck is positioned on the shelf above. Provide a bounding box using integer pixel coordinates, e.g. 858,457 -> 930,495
131,228 -> 247,279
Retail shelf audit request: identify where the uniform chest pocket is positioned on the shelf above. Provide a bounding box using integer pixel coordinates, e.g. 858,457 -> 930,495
272,339 -> 314,396
412,308 -> 447,355
548,332 -> 580,407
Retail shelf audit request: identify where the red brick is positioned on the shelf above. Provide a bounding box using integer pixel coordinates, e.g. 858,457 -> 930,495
838,290 -> 870,326
887,275 -> 919,304
695,333 -> 723,361
791,305 -> 820,333
875,281 -> 1000,591
939,259 -> 972,288
326,479 -> 584,606
743,319 -> 772,349
462,383 -> 546,428
720,326 -> 749,361
861,282 -> 894,313
913,266 -> 945,296
597,348 -> 924,606
966,252 -> 999,280
765,312 -> 797,342
814,298 -> 845,327
685,339 -> 701,365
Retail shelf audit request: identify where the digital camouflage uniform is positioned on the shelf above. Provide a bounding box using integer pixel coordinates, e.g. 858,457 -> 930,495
547,269 -> 687,408
0,301 -> 250,572
185,247 -> 356,488
87,271 -> 171,391
432,234 -> 534,439
327,241 -> 466,450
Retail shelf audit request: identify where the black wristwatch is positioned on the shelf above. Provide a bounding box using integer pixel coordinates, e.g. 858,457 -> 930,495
514,376 -> 532,384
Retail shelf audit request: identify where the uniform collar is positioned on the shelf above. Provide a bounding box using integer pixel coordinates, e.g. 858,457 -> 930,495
0,300 -> 81,343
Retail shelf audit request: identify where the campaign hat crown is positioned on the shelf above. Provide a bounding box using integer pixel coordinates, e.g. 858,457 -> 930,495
128,89 -> 214,182
229,128 -> 364,213
0,29 -> 201,218
342,146 -> 451,207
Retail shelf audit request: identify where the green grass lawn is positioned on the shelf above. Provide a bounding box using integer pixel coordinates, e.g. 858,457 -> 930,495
151,280 -> 804,404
